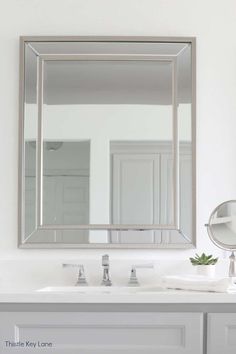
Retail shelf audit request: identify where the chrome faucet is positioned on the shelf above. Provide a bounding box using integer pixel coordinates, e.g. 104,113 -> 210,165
63,263 -> 88,286
128,263 -> 154,286
101,254 -> 112,286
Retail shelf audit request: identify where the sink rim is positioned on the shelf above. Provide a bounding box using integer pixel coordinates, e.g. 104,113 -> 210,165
36,286 -> 142,294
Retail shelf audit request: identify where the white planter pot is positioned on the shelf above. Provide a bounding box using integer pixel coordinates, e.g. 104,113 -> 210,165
196,265 -> 216,278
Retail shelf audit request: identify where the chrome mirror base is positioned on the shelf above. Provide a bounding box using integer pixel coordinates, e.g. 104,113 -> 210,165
229,252 -> 236,278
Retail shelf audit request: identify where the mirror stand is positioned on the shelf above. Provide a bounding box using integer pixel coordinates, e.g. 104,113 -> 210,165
229,252 -> 236,277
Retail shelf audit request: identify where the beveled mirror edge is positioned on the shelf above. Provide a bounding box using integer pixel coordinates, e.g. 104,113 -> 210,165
18,36 -> 25,249
20,35 -> 196,43
18,36 -> 196,249
191,36 -> 197,251
19,243 -> 195,249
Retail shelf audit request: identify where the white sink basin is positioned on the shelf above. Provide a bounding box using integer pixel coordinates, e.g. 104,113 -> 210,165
37,286 -> 141,294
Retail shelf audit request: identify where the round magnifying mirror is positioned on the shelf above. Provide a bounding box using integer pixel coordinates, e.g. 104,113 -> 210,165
207,200 -> 236,277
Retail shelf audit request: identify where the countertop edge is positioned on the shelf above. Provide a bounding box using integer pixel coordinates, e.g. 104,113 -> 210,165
0,291 -> 236,304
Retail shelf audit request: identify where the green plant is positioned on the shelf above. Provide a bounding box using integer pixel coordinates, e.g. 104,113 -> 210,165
189,253 -> 218,266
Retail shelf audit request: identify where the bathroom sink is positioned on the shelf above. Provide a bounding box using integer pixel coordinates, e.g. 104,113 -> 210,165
37,286 -> 141,294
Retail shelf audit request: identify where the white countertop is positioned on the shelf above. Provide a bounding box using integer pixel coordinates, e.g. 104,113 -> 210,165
0,288 -> 236,303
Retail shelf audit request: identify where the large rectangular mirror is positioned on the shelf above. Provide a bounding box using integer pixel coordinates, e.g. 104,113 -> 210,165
19,36 -> 196,248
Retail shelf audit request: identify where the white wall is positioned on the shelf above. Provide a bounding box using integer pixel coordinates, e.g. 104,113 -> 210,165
0,0 -> 236,261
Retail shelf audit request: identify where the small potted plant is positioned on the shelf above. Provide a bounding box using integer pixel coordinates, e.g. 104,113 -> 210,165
189,253 -> 218,277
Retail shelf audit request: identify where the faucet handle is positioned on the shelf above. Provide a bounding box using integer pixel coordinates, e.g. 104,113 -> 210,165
63,263 -> 84,269
128,263 -> 154,286
131,263 -> 154,270
62,264 -> 88,286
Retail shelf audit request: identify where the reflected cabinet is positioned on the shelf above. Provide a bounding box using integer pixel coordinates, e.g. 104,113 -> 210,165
19,36 -> 196,248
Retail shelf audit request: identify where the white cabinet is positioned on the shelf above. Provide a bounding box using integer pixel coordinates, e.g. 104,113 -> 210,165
112,153 -> 161,244
111,142 -> 192,245
208,313 -> 236,354
0,312 -> 203,354
25,175 -> 89,243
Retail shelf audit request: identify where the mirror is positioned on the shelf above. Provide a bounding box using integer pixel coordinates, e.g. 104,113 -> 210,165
19,37 -> 196,248
207,200 -> 236,249
207,200 -> 236,277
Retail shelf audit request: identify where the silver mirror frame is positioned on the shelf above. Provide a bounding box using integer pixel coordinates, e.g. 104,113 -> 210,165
18,36 -> 196,249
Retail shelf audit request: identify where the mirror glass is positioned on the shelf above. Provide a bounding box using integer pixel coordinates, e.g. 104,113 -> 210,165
20,38 -> 195,248
207,200 -> 236,249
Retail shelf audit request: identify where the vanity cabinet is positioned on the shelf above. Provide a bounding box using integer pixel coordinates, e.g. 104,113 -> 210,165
0,312 -> 203,354
2,307 -> 236,353
207,313 -> 236,354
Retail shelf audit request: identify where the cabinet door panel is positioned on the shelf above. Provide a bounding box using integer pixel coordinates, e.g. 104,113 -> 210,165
112,153 -> 160,244
208,313 -> 236,354
0,312 -> 203,354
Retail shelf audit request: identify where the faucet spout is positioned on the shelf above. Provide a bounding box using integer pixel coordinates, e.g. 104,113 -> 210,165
101,254 -> 112,286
